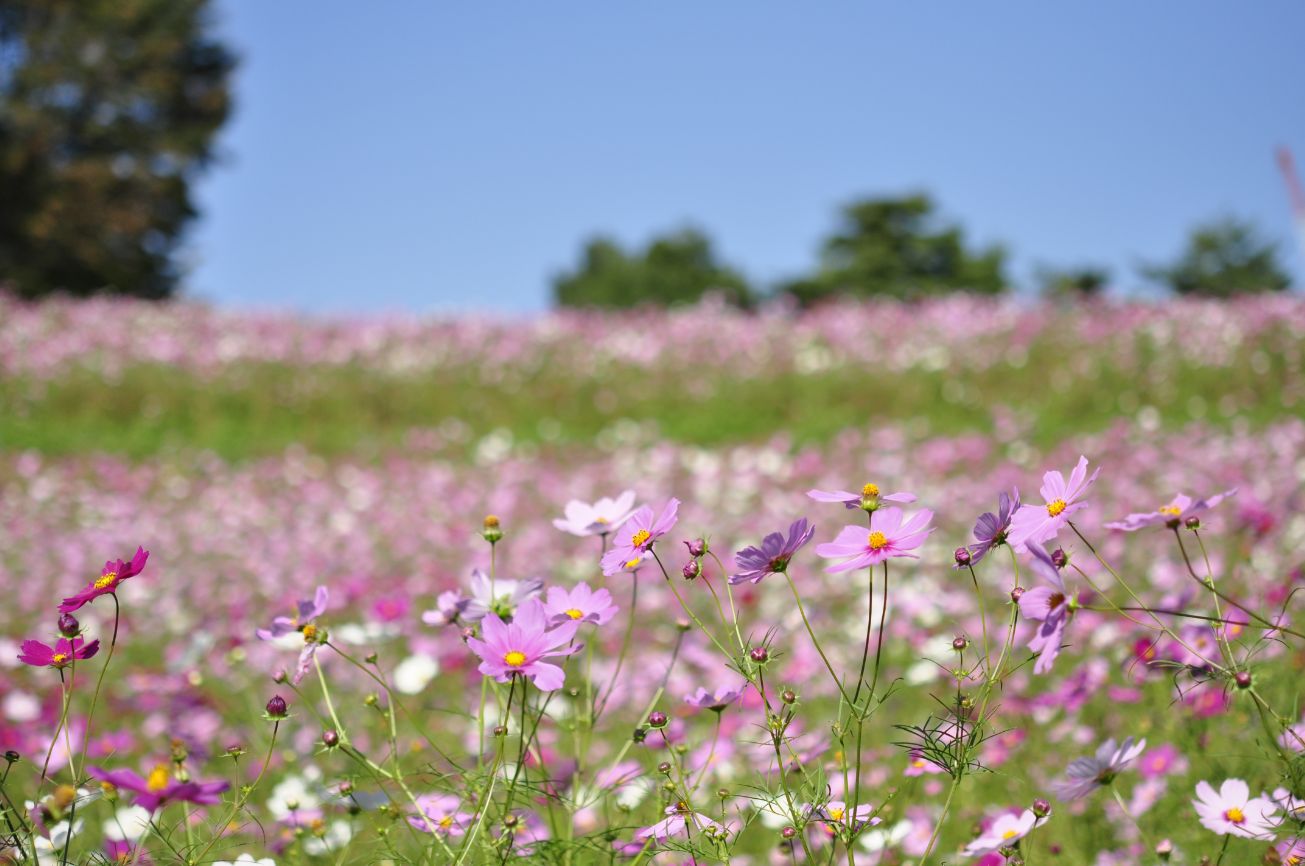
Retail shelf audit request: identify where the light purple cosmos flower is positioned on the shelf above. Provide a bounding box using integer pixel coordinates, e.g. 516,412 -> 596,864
465,598 -> 580,691
1008,456 -> 1100,551
1104,489 -> 1238,532
256,586 -> 329,685
543,583 -> 617,626
59,547 -> 149,613
1193,779 -> 1278,839
460,570 -> 544,623
815,507 -> 934,573
18,636 -> 100,670
89,765 -> 229,812
807,483 -> 916,512
600,498 -> 680,576
806,800 -> 881,834
635,803 -> 728,845
961,808 -> 1048,857
1277,838 -> 1305,865
1051,736 -> 1146,800
730,518 -> 815,585
421,590 -> 470,627
552,491 -> 638,537
408,794 -> 472,836
1017,541 -> 1075,675
684,681 -> 748,712
961,489 -> 1020,567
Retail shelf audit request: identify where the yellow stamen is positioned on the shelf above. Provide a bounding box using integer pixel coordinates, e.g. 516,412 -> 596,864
483,514 -> 500,528
624,557 -> 641,569
861,483 -> 879,497
94,571 -> 118,590
565,608 -> 584,620
867,531 -> 888,550
1223,806 -> 1245,824
146,765 -> 170,792
1159,505 -> 1182,516
1001,829 -> 1019,840
827,807 -> 844,821
301,623 -> 318,642
438,815 -> 454,830
594,516 -> 609,524
503,650 -> 527,667
630,529 -> 652,548
51,653 -> 69,666
1046,499 -> 1067,517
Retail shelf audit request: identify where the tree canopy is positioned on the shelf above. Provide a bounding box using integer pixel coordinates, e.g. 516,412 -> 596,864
1144,217 -> 1291,297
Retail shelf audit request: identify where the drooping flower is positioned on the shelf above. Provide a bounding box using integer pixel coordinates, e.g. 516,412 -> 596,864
1051,736 -> 1146,800
1104,489 -> 1238,532
460,570 -> 544,623
730,518 -> 815,585
408,794 -> 472,836
1192,779 -> 1278,839
89,765 -> 229,813
18,637 -> 100,670
1008,457 -> 1100,550
552,491 -> 638,537
1017,541 -> 1076,675
635,802 -> 728,845
684,681 -> 748,712
961,808 -> 1048,857
600,498 -> 680,576
815,507 -> 934,573
961,489 -> 1020,567
465,598 -> 580,691
256,587 -> 330,685
807,483 -> 916,512
421,590 -> 470,627
58,548 -> 149,613
543,583 -> 618,626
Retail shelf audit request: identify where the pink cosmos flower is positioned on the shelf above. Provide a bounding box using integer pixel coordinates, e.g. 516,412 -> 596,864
962,809 -> 1048,857
1051,736 -> 1146,800
814,507 -> 934,573
255,586 -> 329,686
552,491 -> 638,537
18,637 -> 100,670
421,590 -> 470,626
465,598 -> 580,691
730,518 -> 815,585
1192,779 -> 1278,839
89,764 -> 229,812
684,681 -> 748,712
460,570 -> 544,623
962,489 -> 1020,566
543,583 -> 617,626
1277,838 -> 1305,865
1008,457 -> 1099,550
600,498 -> 679,576
807,483 -> 916,512
904,750 -> 946,777
635,803 -> 728,845
58,547 -> 149,613
1104,489 -> 1237,532
806,800 -> 881,834
1018,541 -> 1076,675
408,794 -> 472,836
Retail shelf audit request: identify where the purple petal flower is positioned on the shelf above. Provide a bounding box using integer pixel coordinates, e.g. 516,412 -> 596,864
730,518 -> 815,585
1105,488 -> 1237,532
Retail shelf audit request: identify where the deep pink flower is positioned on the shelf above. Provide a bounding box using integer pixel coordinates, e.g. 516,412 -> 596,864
599,499 -> 679,576
17,636 -> 100,670
1008,457 -> 1099,550
89,764 -> 229,812
1105,489 -> 1237,532
814,507 -> 933,573
58,547 -> 149,613
465,598 -> 580,691
543,583 -> 617,626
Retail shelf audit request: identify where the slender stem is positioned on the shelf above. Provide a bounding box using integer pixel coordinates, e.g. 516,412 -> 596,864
783,573 -> 854,705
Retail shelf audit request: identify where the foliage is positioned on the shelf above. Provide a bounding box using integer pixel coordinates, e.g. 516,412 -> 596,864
1144,217 -> 1292,297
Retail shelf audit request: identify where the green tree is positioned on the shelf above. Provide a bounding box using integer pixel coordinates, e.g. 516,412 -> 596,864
0,0 -> 235,299
1036,265 -> 1110,298
553,228 -> 752,308
784,193 -> 1007,303
1144,217 -> 1291,297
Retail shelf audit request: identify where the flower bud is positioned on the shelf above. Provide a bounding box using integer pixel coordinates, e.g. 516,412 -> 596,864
647,711 -> 668,729
265,695 -> 288,719
4,751 -> 18,764
57,614 -> 80,638
1010,586 -> 1025,603
1031,797 -> 1051,818
482,515 -> 504,544
1051,548 -> 1068,569
502,814 -> 518,829
781,826 -> 796,839
1184,516 -> 1200,530
1154,839 -> 1172,861
273,668 -> 288,684
953,635 -> 969,651
953,547 -> 971,567
632,727 -> 647,743
684,538 -> 708,557
750,647 -> 769,663
1234,671 -> 1252,690
781,689 -> 797,704
717,788 -> 730,800
338,781 -> 353,796
322,729 -> 339,748
675,618 -> 691,632
493,724 -> 508,737
682,559 -> 700,580
657,761 -> 672,775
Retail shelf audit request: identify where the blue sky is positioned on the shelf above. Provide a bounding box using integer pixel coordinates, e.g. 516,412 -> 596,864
189,1 -> 1305,313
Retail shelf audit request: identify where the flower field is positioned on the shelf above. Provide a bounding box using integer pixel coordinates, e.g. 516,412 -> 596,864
2,295 -> 1305,865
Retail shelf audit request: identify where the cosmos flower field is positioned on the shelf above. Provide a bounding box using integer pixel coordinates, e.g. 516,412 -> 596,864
2,295 -> 1304,865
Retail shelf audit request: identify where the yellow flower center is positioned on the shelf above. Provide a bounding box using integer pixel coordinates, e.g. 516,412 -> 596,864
594,516 -> 609,524
861,483 -> 879,497
630,529 -> 652,548
51,653 -> 69,666
146,765 -> 170,792
1001,828 -> 1019,840
94,571 -> 118,590
438,815 -> 454,830
1046,499 -> 1067,517
624,557 -> 641,569
1159,505 -> 1182,516
827,807 -> 844,821
565,608 -> 584,620
503,650 -> 527,667
1223,806 -> 1245,824
867,531 -> 888,550
302,623 -> 318,642
483,514 -> 500,528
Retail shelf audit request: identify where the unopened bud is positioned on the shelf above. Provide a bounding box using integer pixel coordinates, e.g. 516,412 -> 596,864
460,627 -> 475,643
322,730 -> 339,748
684,539 -> 708,557
1010,586 -> 1025,603
493,724 -> 507,737
1234,671 -> 1252,690
952,635 -> 968,652
1051,548 -> 1068,569
632,727 -> 647,743
781,689 -> 797,704
338,781 -> 353,796
265,695 -> 288,719
953,547 -> 971,567
750,646 -> 769,663
647,711 -> 668,729
1031,797 -> 1051,818
482,515 -> 504,543
1154,839 -> 1172,861
57,614 -> 80,638
4,751 -> 18,764
682,560 -> 700,580
273,668 -> 288,684
781,826 -> 796,839
657,761 -> 671,775
1184,516 -> 1200,530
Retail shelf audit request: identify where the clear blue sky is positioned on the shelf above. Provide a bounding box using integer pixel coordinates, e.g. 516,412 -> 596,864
189,1 -> 1305,313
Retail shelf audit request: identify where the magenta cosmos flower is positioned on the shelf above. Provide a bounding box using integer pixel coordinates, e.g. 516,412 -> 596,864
543,583 -> 617,626
58,547 -> 149,613
1051,736 -> 1145,801
552,491 -> 638,537
1193,779 -> 1278,839
18,637 -> 100,670
1008,457 -> 1099,551
807,482 -> 916,512
730,518 -> 815,585
1018,541 -> 1076,675
600,498 -> 680,576
1105,488 -> 1237,532
466,598 -> 580,691
89,764 -> 229,812
815,507 -> 933,573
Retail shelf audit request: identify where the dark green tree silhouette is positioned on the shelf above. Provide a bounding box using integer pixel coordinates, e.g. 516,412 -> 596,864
1143,217 -> 1292,297
784,193 -> 1007,303
553,228 -> 752,308
0,0 -> 235,299
1036,265 -> 1111,298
